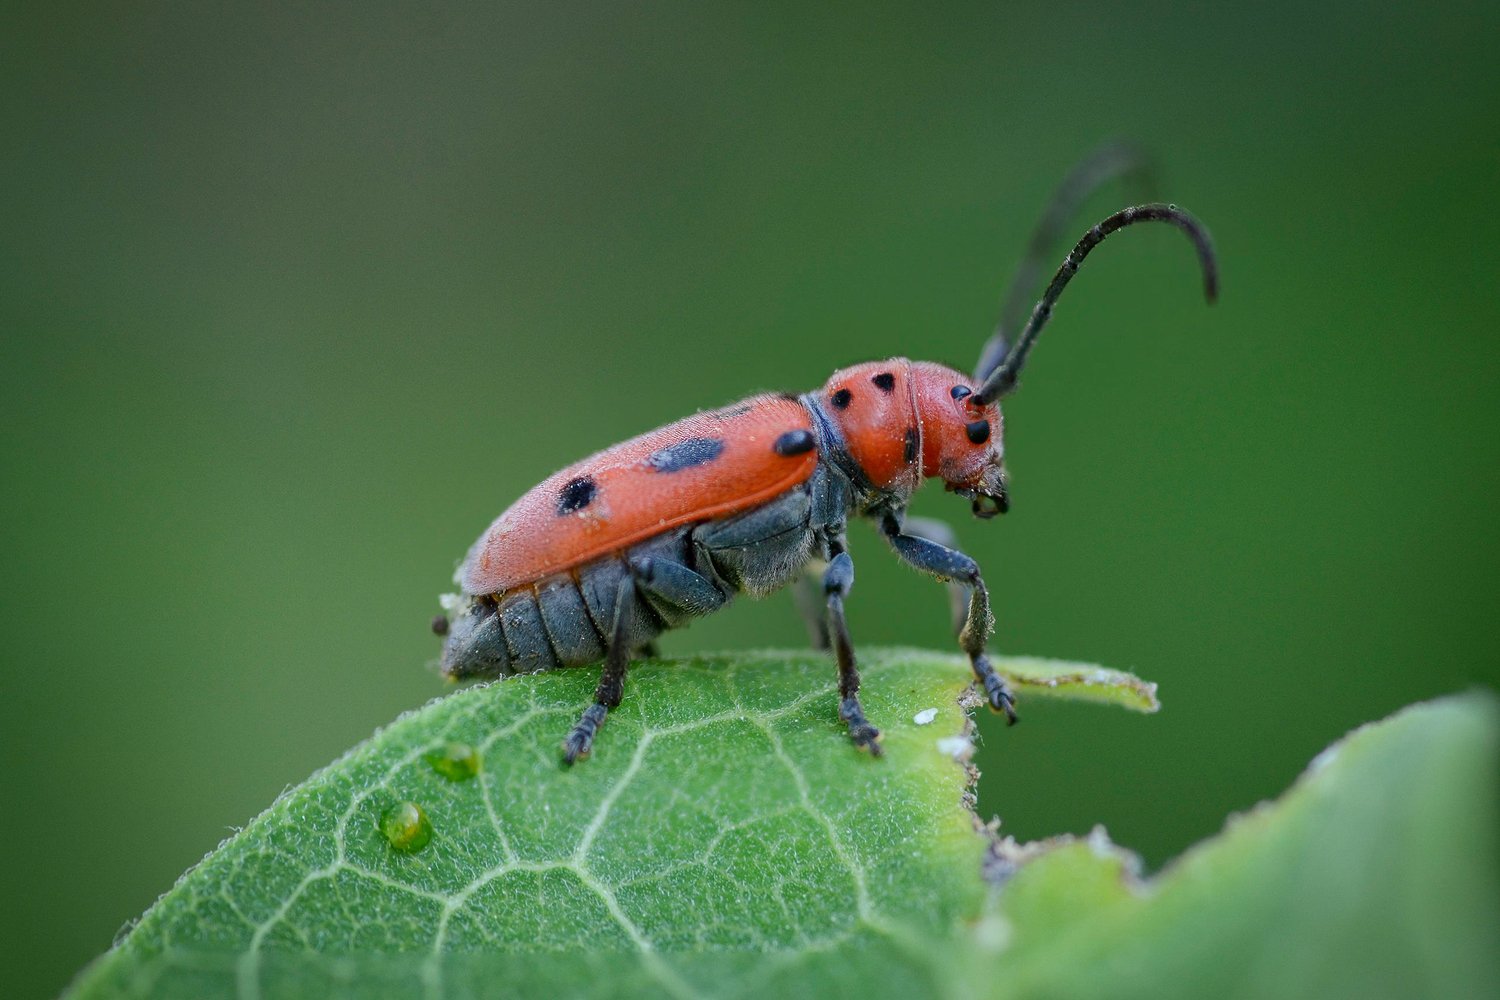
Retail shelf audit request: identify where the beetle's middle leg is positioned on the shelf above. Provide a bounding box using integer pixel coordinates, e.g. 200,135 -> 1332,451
880,514 -> 1018,723
563,576 -> 637,764
823,540 -> 882,755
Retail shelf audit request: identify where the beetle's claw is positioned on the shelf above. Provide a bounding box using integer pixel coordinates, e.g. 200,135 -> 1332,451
561,735 -> 590,765
838,695 -> 884,757
562,703 -> 608,765
991,686 -> 1019,725
849,723 -> 884,756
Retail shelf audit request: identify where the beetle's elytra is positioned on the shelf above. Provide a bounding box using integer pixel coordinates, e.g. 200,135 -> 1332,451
436,146 -> 1218,764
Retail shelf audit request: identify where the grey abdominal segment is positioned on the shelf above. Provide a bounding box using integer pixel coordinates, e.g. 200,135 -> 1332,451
440,463 -> 838,682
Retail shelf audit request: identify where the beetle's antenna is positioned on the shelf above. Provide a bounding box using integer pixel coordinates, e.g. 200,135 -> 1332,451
973,203 -> 1218,405
974,142 -> 1155,384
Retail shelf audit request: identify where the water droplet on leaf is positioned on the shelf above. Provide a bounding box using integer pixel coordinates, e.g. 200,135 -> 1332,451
380,801 -> 433,852
426,741 -> 481,781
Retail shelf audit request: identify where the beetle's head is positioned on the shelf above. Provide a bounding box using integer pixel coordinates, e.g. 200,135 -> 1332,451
910,362 -> 1009,519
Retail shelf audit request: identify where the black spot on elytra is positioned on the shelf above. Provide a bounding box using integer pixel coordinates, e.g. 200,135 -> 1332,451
831,388 -> 852,410
951,385 -> 972,400
557,476 -> 597,515
647,437 -> 725,472
965,420 -> 991,445
773,429 -> 816,457
903,427 -> 918,463
871,372 -> 896,393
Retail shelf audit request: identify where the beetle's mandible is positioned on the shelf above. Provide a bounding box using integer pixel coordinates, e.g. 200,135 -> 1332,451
434,146 -> 1218,763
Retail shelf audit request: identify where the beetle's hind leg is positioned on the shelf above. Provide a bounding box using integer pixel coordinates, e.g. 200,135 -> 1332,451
880,515 -> 1018,724
822,541 -> 882,756
563,577 -> 637,764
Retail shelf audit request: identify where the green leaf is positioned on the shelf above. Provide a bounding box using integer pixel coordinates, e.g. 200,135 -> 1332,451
968,692 -> 1500,1000
68,649 -> 1151,1000
66,654 -> 1498,1000
989,655 -> 1159,712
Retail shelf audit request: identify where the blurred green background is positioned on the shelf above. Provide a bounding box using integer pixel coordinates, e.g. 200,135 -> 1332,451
3,2 -> 1497,997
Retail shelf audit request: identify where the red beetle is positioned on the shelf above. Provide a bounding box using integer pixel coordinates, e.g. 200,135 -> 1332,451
436,149 -> 1218,763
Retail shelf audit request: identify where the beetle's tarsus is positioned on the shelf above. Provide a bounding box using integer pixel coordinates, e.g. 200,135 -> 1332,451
562,703 -> 608,765
992,685 -> 1020,726
840,695 -> 884,756
850,726 -> 884,756
970,653 -> 1019,725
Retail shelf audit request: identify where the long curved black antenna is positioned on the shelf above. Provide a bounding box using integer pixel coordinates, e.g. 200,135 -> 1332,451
973,203 -> 1218,405
974,141 -> 1156,384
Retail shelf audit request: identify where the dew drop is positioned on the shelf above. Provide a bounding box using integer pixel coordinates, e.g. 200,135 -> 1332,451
426,741 -> 481,781
380,801 -> 433,852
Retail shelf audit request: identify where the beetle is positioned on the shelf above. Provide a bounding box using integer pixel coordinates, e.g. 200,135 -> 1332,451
434,147 -> 1218,763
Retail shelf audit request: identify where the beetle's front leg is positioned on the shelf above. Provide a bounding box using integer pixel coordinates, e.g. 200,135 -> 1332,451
879,515 -> 1018,723
822,539 -> 882,755
900,516 -> 972,637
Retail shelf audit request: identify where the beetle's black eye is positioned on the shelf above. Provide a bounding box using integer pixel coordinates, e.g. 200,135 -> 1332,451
951,385 -> 972,400
965,420 -> 990,445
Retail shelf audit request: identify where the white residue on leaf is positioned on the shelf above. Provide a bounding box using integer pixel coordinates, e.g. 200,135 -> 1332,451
972,913 -> 1013,952
936,735 -> 973,761
913,708 -> 938,726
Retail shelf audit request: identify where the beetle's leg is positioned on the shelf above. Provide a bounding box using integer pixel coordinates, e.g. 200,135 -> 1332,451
563,576 -> 636,764
823,541 -> 882,755
900,516 -> 971,637
630,554 -> 728,627
793,561 -> 831,650
879,515 -> 1017,723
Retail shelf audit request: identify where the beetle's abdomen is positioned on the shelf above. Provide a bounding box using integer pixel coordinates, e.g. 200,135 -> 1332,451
442,549 -> 666,679
458,395 -> 818,595
440,481 -> 824,680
